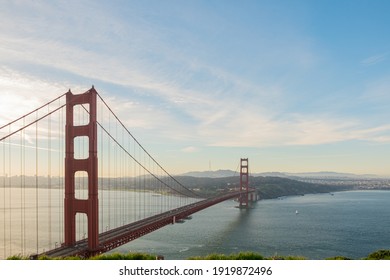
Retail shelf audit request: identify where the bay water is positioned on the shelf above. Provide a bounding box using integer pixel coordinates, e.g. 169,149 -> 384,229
113,190 -> 390,259
1,189 -> 390,259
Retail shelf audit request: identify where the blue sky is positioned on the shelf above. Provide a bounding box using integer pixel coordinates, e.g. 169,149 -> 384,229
1,0 -> 390,175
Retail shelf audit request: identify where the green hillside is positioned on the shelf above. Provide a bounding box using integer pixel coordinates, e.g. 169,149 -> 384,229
176,175 -> 354,199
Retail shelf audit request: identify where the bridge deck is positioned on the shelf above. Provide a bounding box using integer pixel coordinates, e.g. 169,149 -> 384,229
37,190 -> 253,258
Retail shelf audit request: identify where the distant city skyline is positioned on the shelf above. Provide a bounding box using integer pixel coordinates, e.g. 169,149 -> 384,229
1,1 -> 390,176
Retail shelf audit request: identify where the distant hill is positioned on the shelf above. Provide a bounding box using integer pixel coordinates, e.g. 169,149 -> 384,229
180,170 -> 381,179
181,169 -> 237,178
177,170 -> 387,198
280,171 -> 380,179
175,175 -> 355,199
251,176 -> 354,199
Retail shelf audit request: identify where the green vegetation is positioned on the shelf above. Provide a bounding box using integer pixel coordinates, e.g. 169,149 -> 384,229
325,256 -> 351,260
253,177 -> 353,199
6,254 -> 30,260
190,249 -> 390,260
365,250 -> 390,260
188,252 -> 307,260
176,175 -> 354,199
7,249 -> 390,260
7,252 -> 157,260
188,252 -> 265,260
89,252 -> 156,260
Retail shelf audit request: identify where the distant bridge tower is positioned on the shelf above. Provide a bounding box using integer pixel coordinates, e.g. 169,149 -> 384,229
239,158 -> 249,208
64,87 -> 99,252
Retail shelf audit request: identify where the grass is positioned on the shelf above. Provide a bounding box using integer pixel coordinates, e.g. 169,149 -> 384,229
188,252 -> 265,260
6,249 -> 390,260
7,252 -> 157,260
364,250 -> 390,260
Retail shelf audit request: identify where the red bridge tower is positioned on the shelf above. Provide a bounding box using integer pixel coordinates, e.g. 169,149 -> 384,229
64,87 -> 99,252
239,158 -> 250,208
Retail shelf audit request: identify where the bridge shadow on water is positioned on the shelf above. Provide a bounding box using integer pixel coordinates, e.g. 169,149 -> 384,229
212,203 -> 258,249
158,201 -> 260,258
108,201 -> 259,259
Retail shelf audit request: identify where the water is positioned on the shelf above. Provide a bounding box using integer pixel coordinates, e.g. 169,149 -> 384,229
1,189 -> 390,259
0,187 -> 198,259
112,190 -> 390,259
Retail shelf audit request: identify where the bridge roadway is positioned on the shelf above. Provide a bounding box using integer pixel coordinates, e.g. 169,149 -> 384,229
36,190 -> 252,258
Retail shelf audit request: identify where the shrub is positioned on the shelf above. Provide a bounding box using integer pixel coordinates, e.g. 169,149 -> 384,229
325,256 -> 351,260
91,252 -> 156,260
188,252 -> 265,260
365,250 -> 390,260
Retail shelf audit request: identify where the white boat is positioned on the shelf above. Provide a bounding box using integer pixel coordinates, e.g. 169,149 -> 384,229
295,210 -> 299,215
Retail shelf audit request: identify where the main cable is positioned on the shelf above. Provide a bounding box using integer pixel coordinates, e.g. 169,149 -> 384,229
96,93 -> 201,198
0,93 -> 66,131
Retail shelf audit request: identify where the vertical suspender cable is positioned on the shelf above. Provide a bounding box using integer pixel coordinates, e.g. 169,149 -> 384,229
133,137 -> 136,221
82,105 -> 86,239
125,131 -> 128,224
139,145 -> 141,219
143,152 -> 145,218
121,126 -> 124,225
35,112 -> 39,254
124,130 -> 127,224
148,156 -> 151,215
76,106 -> 80,240
22,117 -> 26,255
19,124 -> 22,254
160,169 -> 162,213
57,102 -> 60,245
48,105 -> 52,249
114,120 -> 117,227
123,127 -> 126,225
2,132 -> 5,258
58,99 -> 63,243
8,125 -> 12,254
128,133 -> 131,223
108,112 -> 111,230
20,118 -> 24,255
99,102 -> 102,233
118,124 -> 121,225
99,100 -> 103,233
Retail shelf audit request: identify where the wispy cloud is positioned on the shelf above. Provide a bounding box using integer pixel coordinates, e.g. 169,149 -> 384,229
181,146 -> 198,153
361,52 -> 388,66
0,67 -> 67,124
199,113 -> 357,147
361,76 -> 390,103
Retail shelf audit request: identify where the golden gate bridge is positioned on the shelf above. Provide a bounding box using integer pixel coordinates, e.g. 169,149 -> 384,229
0,87 -> 257,259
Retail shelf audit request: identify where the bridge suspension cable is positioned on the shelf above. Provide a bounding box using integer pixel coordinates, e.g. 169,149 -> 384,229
0,93 -> 67,140
1,87 -> 227,259
94,90 -> 202,234
95,92 -> 201,198
1,93 -> 67,259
